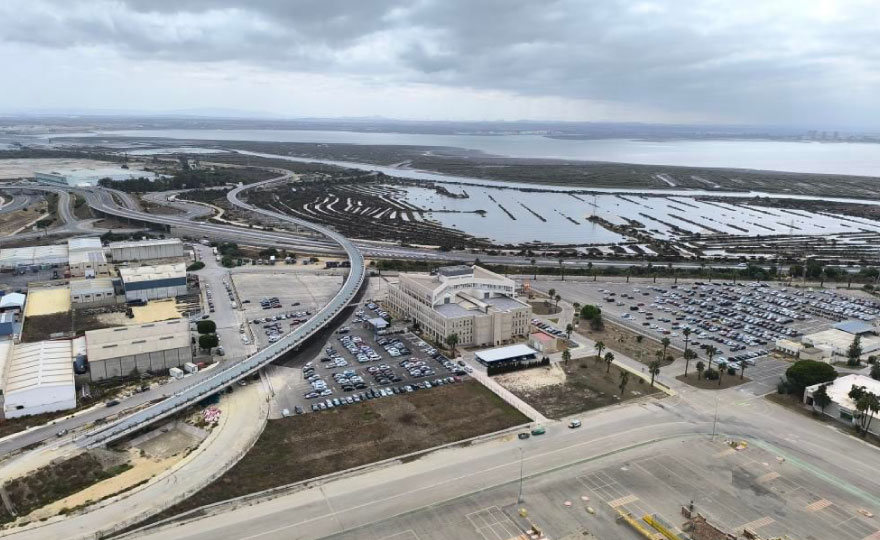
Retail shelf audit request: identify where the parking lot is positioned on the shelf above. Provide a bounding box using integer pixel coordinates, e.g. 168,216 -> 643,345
230,270 -> 345,349
544,280 -> 880,370
265,300 -> 473,417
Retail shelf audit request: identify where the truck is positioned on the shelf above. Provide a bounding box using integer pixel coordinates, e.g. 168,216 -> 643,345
183,362 -> 199,374
169,367 -> 185,379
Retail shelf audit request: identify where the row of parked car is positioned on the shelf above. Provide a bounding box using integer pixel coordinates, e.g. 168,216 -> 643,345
308,377 -> 459,412
531,318 -> 568,338
339,334 -> 383,363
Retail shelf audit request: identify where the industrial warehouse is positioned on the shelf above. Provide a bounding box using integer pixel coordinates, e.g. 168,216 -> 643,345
85,320 -> 193,381
119,262 -> 188,301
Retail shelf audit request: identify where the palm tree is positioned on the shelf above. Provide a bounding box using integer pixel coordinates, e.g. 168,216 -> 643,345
594,340 -> 605,361
660,337 -> 671,360
618,371 -> 630,397
446,333 -> 459,358
706,345 -> 718,369
682,327 -> 692,355
683,349 -> 697,377
648,360 -> 661,387
572,302 -> 581,320
739,359 -> 748,379
547,288 -> 556,307
559,257 -> 565,281
717,361 -> 727,386
530,258 -> 537,280
565,323 -> 573,338
696,360 -> 706,380
562,349 -> 571,365
554,294 -> 561,308
604,351 -> 615,373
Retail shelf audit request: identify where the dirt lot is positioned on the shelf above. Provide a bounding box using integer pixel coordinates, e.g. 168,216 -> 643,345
152,380 -> 528,519
496,360 -> 661,419
581,319 -> 680,366
528,300 -> 561,316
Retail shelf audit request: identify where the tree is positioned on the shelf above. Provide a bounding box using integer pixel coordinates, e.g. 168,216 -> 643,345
812,383 -> 832,413
579,304 -> 601,320
871,363 -> 880,381
682,327 -> 692,355
683,349 -> 697,377
562,349 -> 571,365
572,302 -> 581,319
618,370 -> 630,397
187,261 -> 205,271
660,337 -> 671,360
446,333 -> 459,357
739,358 -> 748,379
854,391 -> 879,434
648,360 -> 661,387
696,360 -> 706,380
196,320 -> 216,334
847,335 -> 863,366
706,346 -> 718,369
636,335 -> 643,344
594,341 -> 605,363
547,288 -> 556,306
198,333 -> 219,352
554,294 -> 561,309
531,258 -> 537,280
565,323 -> 573,339
717,361 -> 727,386
604,351 -> 615,373
785,360 -> 838,396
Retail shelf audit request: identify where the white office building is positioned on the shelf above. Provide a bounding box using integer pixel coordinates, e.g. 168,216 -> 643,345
387,265 -> 531,348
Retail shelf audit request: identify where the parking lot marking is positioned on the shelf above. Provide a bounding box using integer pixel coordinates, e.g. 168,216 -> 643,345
608,494 -> 639,508
715,448 -> 737,457
465,507 -> 521,540
377,531 -> 421,540
806,498 -> 833,512
740,516 -> 775,531
756,471 -> 780,483
863,530 -> 880,540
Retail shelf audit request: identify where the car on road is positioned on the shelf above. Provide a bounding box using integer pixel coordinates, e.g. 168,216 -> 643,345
530,426 -> 546,436
105,399 -> 120,407
569,419 -> 582,429
518,432 -> 530,440
56,429 -> 69,437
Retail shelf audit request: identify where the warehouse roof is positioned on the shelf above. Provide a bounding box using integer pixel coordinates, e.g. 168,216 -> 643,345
0,340 -> 13,390
69,249 -> 107,266
4,340 -> 74,394
109,238 -> 182,249
86,319 -> 189,362
834,320 -> 875,335
474,344 -> 538,364
808,374 -> 880,412
118,262 -> 186,283
0,293 -> 26,310
0,245 -> 69,267
70,278 -> 115,295
68,237 -> 102,252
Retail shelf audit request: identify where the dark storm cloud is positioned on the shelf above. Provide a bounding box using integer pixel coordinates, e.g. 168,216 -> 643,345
1,0 -> 878,124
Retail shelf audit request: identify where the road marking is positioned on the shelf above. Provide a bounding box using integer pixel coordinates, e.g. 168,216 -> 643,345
756,471 -> 780,483
863,530 -> 880,540
608,494 -> 639,508
806,498 -> 832,512
715,448 -> 736,457
466,507 -> 520,540
378,530 -> 421,540
740,516 -> 775,531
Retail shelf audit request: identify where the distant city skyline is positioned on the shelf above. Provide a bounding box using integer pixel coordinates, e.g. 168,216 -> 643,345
0,0 -> 877,129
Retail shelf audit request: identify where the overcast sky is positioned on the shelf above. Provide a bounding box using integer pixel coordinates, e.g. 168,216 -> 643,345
0,0 -> 877,128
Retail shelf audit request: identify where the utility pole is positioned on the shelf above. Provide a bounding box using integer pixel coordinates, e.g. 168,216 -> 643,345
711,395 -> 719,441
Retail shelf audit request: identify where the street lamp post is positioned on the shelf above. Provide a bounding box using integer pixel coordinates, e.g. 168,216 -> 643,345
711,395 -> 719,441
517,447 -> 525,503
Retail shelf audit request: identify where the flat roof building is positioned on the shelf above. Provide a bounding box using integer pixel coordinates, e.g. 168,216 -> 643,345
119,262 -> 187,302
108,238 -> 184,262
70,278 -> 118,307
474,344 -> 538,366
0,293 -> 26,312
68,237 -> 109,278
85,319 -> 192,380
387,265 -> 531,348
2,340 -> 75,419
804,374 -> 880,437
34,171 -> 70,186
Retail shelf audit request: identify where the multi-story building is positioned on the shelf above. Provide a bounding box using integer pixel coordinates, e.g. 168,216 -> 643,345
387,265 -> 531,347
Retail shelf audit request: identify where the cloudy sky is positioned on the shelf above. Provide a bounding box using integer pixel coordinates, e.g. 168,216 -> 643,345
0,0 -> 877,127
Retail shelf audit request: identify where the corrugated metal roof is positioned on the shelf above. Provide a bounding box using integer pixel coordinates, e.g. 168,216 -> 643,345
109,238 -> 182,249
0,245 -> 69,266
68,237 -> 102,252
118,262 -> 186,283
834,320 -> 875,335
0,293 -> 26,309
69,249 -> 107,265
0,340 -> 14,392
86,319 -> 190,361
4,340 -> 74,394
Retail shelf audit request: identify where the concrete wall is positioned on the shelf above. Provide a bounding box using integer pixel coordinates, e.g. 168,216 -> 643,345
89,346 -> 193,380
110,242 -> 184,262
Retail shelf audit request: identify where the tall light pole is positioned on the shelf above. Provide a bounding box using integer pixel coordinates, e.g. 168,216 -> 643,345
517,447 -> 525,503
711,395 -> 719,441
